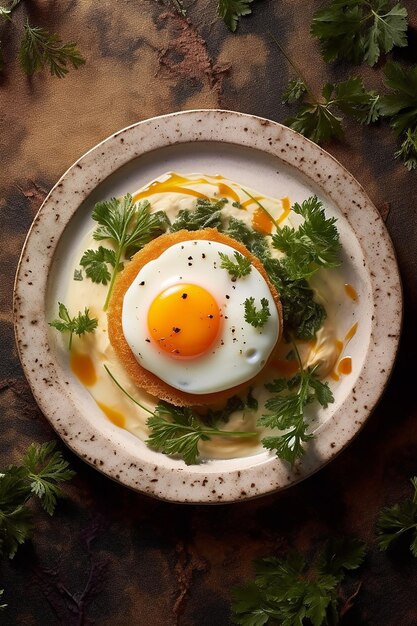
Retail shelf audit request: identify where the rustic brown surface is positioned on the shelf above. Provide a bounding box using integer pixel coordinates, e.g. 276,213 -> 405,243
1,1 -> 417,625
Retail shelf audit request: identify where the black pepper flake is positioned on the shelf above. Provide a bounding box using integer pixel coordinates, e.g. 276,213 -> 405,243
225,295 -> 230,299
188,256 -> 193,260
188,262 -> 192,266
182,293 -> 188,299
181,245 -> 184,249
220,340 -> 224,345
202,253 -> 206,259
231,276 -> 237,283
232,285 -> 236,290
173,327 -> 181,333
231,328 -> 236,333
233,338 -> 237,342
145,338 -> 151,343
139,281 -> 145,286
224,315 -> 228,320
208,314 -> 214,319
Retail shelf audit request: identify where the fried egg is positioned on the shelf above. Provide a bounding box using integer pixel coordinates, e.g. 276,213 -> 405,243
121,239 -> 280,394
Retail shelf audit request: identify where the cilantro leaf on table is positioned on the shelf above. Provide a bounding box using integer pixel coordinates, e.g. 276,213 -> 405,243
285,78 -> 381,144
272,196 -> 341,281
376,477 -> 417,556
19,20 -> 85,77
379,62 -> 417,170
260,365 -> 334,465
79,246 -> 116,285
49,303 -> 98,349
244,297 -> 271,328
232,538 -> 366,626
219,250 -> 252,279
0,442 -> 74,559
91,195 -> 168,309
311,0 -> 408,67
217,0 -> 254,32
170,197 -> 227,232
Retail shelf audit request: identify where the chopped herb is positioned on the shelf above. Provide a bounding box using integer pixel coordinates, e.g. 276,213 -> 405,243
219,250 -> 252,279
225,217 -> 271,262
244,297 -> 271,328
376,476 -> 417,556
73,269 -> 83,281
311,0 -> 408,67
49,303 -> 98,349
170,197 -> 227,232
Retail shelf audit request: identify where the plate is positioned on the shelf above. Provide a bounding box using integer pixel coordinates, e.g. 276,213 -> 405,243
14,110 -> 402,503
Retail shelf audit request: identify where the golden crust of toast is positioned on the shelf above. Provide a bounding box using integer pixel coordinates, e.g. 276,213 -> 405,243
107,228 -> 283,407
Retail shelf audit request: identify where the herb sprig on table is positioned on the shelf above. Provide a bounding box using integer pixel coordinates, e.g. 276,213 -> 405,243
0,1 -> 84,77
376,476 -> 417,555
232,537 -> 366,626
0,442 -> 74,559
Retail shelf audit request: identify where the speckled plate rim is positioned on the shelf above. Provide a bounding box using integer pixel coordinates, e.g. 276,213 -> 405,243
14,109 -> 402,504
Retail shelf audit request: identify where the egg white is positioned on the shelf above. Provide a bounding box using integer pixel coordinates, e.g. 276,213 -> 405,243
122,239 -> 280,394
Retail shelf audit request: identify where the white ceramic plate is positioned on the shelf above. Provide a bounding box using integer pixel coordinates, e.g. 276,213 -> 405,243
14,110 -> 402,503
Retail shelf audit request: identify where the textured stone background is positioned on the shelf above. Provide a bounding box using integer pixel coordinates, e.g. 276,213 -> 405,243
1,1 -> 417,624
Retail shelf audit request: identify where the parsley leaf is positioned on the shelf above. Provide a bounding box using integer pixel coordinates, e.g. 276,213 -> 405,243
104,366 -> 257,465
217,0 -> 254,32
379,62 -> 417,170
22,442 -> 75,515
0,442 -> 74,559
244,297 -> 271,329
219,250 -> 252,279
376,477 -> 417,556
264,257 -> 326,340
170,197 -> 227,232
260,364 -> 334,465
232,538 -> 366,626
285,78 -> 381,144
311,0 -> 408,67
282,78 -> 307,104
49,303 -> 98,349
19,19 -> 85,77
272,196 -> 341,280
91,195 -> 168,309
79,246 -> 116,285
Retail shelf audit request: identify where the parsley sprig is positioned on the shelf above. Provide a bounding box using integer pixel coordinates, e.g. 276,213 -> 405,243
19,19 -> 85,77
260,348 -> 334,465
104,366 -> 257,465
376,476 -> 417,556
219,250 -> 252,279
311,0 -> 408,67
170,197 -> 227,232
217,0 -> 254,32
0,442 -> 74,559
232,537 -> 366,626
244,297 -> 271,329
272,196 -> 341,280
379,62 -> 417,171
88,195 -> 168,309
49,303 -> 98,349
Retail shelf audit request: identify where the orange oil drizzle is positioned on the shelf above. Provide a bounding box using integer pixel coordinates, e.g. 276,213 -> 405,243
338,357 -> 352,375
133,173 -> 209,202
217,182 -> 240,203
344,283 -> 358,302
70,351 -> 97,387
97,402 -> 125,428
277,197 -> 291,225
252,207 -> 274,234
331,322 -> 358,381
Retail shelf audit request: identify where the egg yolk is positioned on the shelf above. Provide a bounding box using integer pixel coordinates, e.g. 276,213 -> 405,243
147,283 -> 220,358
